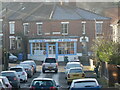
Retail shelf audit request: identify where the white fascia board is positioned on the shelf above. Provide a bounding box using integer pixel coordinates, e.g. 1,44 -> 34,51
23,23 -> 29,25
9,36 -> 15,38
36,22 -> 43,24
96,21 -> 103,23
81,21 -> 86,23
9,21 -> 15,23
61,22 -> 69,24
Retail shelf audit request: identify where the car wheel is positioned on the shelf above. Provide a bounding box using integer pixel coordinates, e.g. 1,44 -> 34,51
42,69 -> 45,73
55,70 -> 58,73
29,74 -> 32,78
67,82 -> 70,85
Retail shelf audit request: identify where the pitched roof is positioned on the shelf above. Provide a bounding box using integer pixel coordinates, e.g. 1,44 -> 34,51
2,2 -> 111,21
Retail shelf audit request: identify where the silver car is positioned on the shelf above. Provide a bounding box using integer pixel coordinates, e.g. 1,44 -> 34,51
64,62 -> 83,78
69,78 -> 101,90
17,64 -> 33,78
42,58 -> 58,73
20,60 -> 37,74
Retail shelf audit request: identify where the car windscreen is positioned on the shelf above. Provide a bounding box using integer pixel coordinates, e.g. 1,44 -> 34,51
70,69 -> 82,73
10,68 -> 22,72
45,58 -> 56,63
32,80 -> 54,87
66,64 -> 80,69
74,81 -> 97,88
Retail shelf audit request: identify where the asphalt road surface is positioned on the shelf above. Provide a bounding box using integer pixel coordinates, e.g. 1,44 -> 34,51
20,71 -> 69,89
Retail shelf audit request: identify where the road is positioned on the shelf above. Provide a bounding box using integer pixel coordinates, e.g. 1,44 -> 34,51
20,67 -> 69,89
10,63 -> 107,89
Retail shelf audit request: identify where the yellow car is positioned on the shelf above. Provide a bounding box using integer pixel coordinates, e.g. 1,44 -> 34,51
67,67 -> 85,84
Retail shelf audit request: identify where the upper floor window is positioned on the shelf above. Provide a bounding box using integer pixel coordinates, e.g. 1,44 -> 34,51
95,21 -> 103,34
0,19 -> 3,33
36,22 -> 43,35
23,23 -> 29,35
9,21 -> 15,34
61,22 -> 69,35
0,34 -> 2,48
9,36 -> 16,50
81,21 -> 86,35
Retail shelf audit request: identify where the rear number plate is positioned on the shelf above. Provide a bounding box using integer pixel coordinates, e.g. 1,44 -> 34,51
73,75 -> 79,76
48,67 -> 52,69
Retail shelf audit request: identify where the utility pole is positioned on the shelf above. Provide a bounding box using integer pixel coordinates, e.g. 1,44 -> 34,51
2,6 -> 9,70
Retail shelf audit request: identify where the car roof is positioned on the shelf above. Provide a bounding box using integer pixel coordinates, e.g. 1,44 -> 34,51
33,78 -> 54,81
69,67 -> 83,70
1,70 -> 16,73
73,78 -> 98,82
0,76 -> 7,79
10,66 -> 23,69
19,64 -> 31,66
23,60 -> 35,62
67,62 -> 80,65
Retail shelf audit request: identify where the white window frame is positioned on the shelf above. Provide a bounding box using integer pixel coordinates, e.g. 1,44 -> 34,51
61,22 -> 69,35
16,37 -> 22,49
95,21 -> 103,35
23,23 -> 29,35
9,36 -> 16,50
0,34 -> 2,48
81,21 -> 86,34
36,22 -> 43,35
9,21 -> 15,34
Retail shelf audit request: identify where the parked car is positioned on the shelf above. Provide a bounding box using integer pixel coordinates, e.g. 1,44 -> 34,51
20,60 -> 37,73
1,71 -> 20,88
67,67 -> 85,84
69,78 -> 101,90
8,53 -> 18,63
17,64 -> 33,78
30,78 -> 60,90
42,58 -> 58,73
0,79 -> 7,90
69,57 -> 80,62
9,66 -> 27,82
64,62 -> 83,78
0,76 -> 12,89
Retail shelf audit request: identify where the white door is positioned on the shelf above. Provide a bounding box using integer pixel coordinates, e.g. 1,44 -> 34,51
48,45 -> 56,58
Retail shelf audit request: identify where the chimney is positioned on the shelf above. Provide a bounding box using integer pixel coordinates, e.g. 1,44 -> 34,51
59,0 -> 76,6
68,0 -> 76,6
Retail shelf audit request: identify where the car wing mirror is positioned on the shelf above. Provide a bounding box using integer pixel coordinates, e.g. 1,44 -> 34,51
27,84 -> 30,87
67,86 -> 70,89
6,84 -> 9,87
56,85 -> 60,88
99,85 -> 102,88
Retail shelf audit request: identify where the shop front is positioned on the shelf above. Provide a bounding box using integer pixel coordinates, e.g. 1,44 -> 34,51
28,38 -> 78,61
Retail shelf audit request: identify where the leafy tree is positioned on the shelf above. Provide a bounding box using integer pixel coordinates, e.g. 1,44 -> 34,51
91,38 -> 120,65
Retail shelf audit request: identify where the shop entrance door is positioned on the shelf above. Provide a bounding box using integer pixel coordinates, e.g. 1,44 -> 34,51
48,45 -> 56,58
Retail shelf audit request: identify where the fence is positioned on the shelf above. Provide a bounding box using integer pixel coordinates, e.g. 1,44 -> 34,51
101,62 -> 120,87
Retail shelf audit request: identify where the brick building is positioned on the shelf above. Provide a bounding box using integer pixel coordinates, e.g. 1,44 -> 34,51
1,2 -> 112,61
